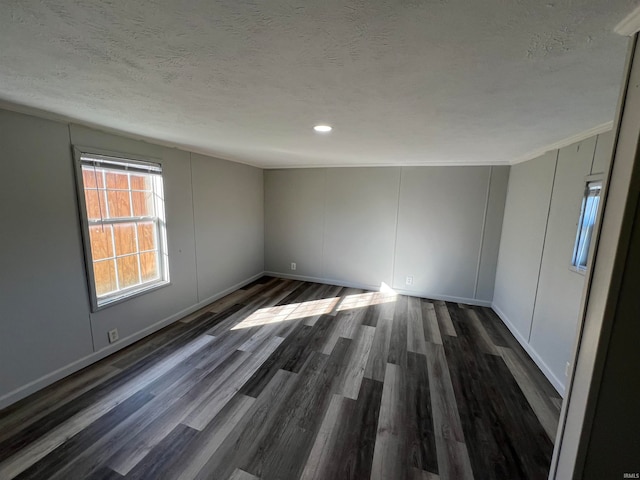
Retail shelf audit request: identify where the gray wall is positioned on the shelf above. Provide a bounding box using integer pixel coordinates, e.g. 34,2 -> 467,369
493,131 -> 614,394
0,112 -> 95,401
265,165 -> 509,304
191,153 -> 264,301
0,109 -> 264,407
323,168 -> 401,289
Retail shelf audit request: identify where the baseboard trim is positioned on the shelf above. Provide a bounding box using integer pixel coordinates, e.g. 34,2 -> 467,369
492,303 -> 566,396
0,272 -> 265,411
265,271 -> 381,292
264,271 -> 492,307
392,287 -> 493,307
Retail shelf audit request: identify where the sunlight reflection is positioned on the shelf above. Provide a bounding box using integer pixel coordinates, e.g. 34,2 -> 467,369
336,290 -> 397,312
379,282 -> 396,294
231,297 -> 341,330
231,283 -> 398,330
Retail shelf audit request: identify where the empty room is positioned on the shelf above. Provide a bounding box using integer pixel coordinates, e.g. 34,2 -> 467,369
1,1 -> 640,479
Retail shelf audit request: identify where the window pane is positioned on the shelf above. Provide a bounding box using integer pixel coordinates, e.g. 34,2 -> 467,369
84,189 -> 108,220
89,225 -> 114,260
117,255 -> 140,289
573,181 -> 602,269
140,251 -> 159,282
82,168 -> 105,189
106,171 -> 129,189
94,259 -> 117,296
132,191 -> 154,217
79,153 -> 169,309
130,174 -> 150,191
114,223 -> 137,256
137,221 -> 157,251
107,190 -> 131,218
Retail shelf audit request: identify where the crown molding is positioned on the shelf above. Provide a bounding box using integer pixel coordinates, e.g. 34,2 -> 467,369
511,121 -> 614,165
0,99 -> 614,170
615,5 -> 640,36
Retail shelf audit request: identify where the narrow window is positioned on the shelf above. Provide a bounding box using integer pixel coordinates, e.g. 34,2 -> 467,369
75,150 -> 169,310
572,180 -> 602,271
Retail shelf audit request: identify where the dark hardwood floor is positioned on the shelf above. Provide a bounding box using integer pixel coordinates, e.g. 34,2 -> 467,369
0,277 -> 561,480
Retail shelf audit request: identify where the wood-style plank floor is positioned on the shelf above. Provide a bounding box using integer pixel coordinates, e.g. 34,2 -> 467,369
0,277 -> 561,480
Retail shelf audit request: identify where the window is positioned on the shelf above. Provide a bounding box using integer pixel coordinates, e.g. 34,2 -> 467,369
572,180 -> 602,271
75,150 -> 169,310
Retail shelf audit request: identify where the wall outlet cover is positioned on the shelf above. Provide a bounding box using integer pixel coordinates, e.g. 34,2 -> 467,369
406,276 -> 414,286
108,328 -> 119,344
291,262 -> 297,271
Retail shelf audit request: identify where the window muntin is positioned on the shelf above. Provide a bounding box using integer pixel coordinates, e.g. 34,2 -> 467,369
572,180 -> 602,271
76,152 -> 169,309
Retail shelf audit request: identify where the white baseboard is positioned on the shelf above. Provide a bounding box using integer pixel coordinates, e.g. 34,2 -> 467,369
264,271 -> 492,307
491,303 -> 566,396
194,272 -> 265,311
265,271 -> 381,292
0,272 -> 265,410
392,287 -> 493,307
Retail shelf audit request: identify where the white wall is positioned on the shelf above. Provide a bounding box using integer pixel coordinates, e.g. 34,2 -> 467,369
493,131 -> 614,395
265,165 -> 509,304
0,109 -> 264,408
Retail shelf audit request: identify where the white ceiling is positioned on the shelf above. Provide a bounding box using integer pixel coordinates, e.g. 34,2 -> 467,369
0,1 -> 636,168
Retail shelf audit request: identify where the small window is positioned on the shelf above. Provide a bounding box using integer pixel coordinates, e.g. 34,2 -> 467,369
572,180 -> 602,271
75,150 -> 169,310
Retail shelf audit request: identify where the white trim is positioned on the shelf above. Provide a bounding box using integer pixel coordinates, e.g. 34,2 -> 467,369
261,160 -> 513,169
0,272 -> 265,410
194,272 -> 264,311
265,271 -> 381,292
492,303 -> 566,396
264,271 -> 493,307
393,287 -> 493,307
511,122 -> 614,165
615,5 -> 640,36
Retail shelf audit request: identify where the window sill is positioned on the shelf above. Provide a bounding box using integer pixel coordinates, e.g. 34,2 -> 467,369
569,265 -> 587,276
93,280 -> 171,312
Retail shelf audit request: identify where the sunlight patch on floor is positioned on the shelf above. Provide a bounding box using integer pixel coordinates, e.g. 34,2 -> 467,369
231,283 -> 399,330
336,291 -> 397,312
231,297 -> 341,330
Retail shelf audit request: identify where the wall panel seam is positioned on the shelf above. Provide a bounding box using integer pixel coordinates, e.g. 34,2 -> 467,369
189,153 -> 200,302
474,166 -> 492,299
529,150 -> 560,342
390,167 -> 403,288
590,135 -> 600,175
320,168 -> 328,279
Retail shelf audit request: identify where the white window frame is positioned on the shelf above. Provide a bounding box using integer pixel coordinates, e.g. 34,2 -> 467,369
73,146 -> 170,311
571,175 -> 603,274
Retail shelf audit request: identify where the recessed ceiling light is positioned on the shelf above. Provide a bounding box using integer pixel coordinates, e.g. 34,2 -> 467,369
314,125 -> 332,133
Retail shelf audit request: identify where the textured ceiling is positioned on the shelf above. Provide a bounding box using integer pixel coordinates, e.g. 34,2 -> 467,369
0,1 -> 636,167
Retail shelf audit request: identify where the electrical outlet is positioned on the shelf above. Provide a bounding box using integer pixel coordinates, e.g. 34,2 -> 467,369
406,276 -> 414,286
291,262 -> 297,271
108,328 -> 119,344
565,362 -> 571,377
